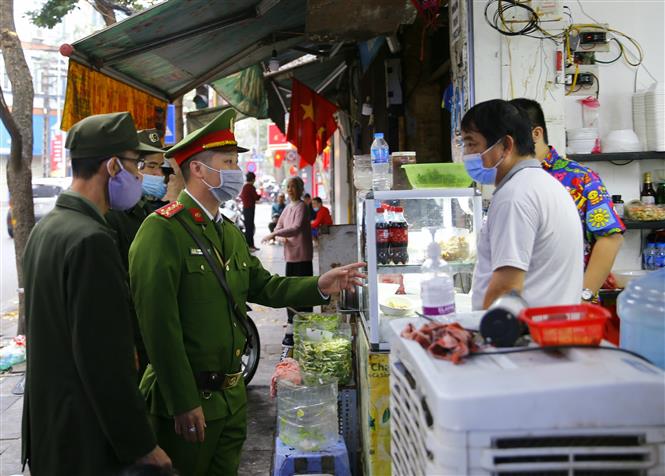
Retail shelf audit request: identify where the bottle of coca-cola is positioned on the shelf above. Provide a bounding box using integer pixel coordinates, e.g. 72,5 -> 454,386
389,206 -> 409,264
376,208 -> 390,265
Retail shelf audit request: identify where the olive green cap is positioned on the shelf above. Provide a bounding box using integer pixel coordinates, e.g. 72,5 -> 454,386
165,108 -> 249,165
137,128 -> 167,152
65,112 -> 165,159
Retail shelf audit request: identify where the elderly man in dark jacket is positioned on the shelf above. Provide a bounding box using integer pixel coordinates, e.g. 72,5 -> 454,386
21,112 -> 171,476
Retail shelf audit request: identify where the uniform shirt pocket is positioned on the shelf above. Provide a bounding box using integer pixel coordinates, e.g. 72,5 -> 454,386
182,257 -> 218,302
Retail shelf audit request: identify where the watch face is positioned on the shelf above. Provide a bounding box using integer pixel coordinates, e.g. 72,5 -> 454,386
581,289 -> 593,301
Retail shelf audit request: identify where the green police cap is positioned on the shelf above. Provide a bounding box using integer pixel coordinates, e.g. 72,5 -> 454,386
165,108 -> 249,166
66,112 -> 165,159
137,128 -> 167,152
137,128 -> 173,172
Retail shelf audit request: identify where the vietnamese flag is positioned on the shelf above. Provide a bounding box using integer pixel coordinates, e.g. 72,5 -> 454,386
287,79 -> 338,167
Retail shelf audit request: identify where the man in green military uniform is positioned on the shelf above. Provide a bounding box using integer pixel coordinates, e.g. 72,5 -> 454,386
106,129 -> 174,377
22,112 -> 171,475
107,129 -> 174,271
129,109 -> 363,476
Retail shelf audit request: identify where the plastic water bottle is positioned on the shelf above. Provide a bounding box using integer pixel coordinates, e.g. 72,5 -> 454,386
370,132 -> 391,191
618,268 -> 665,369
420,229 -> 455,321
656,243 -> 665,268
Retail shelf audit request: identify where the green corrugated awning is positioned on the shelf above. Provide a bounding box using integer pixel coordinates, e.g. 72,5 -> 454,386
67,0 -> 411,130
70,0 -> 310,101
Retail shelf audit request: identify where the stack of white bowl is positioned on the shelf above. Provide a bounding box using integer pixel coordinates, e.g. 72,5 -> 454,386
632,91 -> 648,150
603,129 -> 642,153
567,128 -> 599,154
645,83 -> 665,151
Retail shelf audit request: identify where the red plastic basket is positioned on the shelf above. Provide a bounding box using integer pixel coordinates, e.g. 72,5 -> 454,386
519,304 -> 611,347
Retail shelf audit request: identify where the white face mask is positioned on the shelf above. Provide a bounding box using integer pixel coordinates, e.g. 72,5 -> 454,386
196,162 -> 244,203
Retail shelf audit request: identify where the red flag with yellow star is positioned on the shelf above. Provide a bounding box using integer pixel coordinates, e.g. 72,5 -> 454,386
287,79 -> 338,167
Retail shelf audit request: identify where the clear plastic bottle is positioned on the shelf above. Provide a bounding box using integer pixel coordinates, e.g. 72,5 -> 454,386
370,132 -> 391,191
655,243 -> 665,269
420,230 -> 456,321
618,268 -> 665,369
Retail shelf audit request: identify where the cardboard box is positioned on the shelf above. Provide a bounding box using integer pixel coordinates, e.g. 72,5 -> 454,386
391,152 -> 416,190
358,323 -> 392,476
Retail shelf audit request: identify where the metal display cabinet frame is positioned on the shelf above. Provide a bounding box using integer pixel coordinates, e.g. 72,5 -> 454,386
357,188 -> 483,351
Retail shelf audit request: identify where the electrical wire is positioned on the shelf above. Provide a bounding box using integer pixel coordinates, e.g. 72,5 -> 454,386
566,63 -> 580,96
594,38 -> 623,64
590,72 -> 600,98
484,0 -> 564,43
575,0 -> 602,24
485,0 -> 540,37
470,344 -> 654,366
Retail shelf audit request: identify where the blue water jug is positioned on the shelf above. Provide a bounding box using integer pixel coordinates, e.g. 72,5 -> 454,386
618,268 -> 665,369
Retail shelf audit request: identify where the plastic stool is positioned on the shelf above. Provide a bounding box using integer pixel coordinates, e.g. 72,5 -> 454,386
273,435 -> 351,476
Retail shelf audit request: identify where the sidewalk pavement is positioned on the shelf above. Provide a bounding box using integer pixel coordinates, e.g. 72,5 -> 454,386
0,203 -> 306,475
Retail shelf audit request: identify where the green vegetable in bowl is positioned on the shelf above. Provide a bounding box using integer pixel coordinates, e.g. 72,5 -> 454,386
295,337 -> 352,386
293,317 -> 352,386
416,170 -> 465,185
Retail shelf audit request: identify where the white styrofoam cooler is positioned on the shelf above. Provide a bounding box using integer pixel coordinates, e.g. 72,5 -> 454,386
388,318 -> 665,475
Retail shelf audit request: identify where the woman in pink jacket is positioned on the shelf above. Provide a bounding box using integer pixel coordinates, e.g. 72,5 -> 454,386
262,176 -> 313,356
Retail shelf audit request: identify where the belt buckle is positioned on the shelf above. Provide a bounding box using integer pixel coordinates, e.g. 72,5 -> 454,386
223,372 -> 243,390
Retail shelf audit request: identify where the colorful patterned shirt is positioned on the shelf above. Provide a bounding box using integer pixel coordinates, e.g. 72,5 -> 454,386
542,147 -> 625,266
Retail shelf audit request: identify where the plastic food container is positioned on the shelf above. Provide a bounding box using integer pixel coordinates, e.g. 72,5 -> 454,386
353,154 -> 373,191
293,314 -> 352,385
519,304 -> 610,346
625,201 -> 665,221
613,270 -> 648,288
277,376 -> 339,451
402,163 -> 471,189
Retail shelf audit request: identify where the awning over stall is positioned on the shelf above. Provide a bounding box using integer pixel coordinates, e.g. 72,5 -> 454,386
62,0 -> 414,132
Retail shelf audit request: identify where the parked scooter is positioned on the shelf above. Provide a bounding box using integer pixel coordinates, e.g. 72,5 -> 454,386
261,181 -> 280,203
220,198 -> 245,233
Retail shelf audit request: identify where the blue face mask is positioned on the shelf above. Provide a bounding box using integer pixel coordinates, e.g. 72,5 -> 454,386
462,139 -> 505,185
141,173 -> 167,199
312,207 -> 320,212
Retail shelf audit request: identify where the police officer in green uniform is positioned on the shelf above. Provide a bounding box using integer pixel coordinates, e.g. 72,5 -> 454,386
128,109 -> 364,476
106,129 -> 174,377
21,112 -> 172,475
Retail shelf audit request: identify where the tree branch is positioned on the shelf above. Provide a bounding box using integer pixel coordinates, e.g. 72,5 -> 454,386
0,86 -> 22,169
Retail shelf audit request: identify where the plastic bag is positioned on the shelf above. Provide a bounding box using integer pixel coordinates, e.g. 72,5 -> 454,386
293,314 -> 352,386
0,335 -> 26,371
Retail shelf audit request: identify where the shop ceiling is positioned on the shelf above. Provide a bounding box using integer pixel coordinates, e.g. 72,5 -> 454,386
68,0 -> 415,103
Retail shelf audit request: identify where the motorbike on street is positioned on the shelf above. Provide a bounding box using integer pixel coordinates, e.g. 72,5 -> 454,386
220,198 -> 245,233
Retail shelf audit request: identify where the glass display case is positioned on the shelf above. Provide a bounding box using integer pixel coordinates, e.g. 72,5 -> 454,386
356,188 -> 483,350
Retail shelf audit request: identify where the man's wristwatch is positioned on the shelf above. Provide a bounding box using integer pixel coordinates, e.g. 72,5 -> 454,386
581,288 -> 596,303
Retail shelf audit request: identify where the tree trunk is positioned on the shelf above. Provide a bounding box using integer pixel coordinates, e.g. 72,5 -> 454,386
92,0 -> 118,26
0,0 -> 36,335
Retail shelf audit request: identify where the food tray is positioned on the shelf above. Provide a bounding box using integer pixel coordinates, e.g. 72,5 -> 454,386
625,201 -> 665,221
402,163 -> 471,189
519,304 -> 610,346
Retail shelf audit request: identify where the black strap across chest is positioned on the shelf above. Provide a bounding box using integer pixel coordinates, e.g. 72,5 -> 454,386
173,214 -> 252,346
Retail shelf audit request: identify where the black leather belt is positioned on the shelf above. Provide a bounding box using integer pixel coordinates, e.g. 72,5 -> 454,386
195,371 -> 242,392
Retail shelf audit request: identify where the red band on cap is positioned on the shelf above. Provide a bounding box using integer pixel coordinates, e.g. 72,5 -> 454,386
173,130 -> 237,165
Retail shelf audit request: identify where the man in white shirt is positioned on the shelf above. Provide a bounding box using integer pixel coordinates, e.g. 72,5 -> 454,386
462,99 -> 584,310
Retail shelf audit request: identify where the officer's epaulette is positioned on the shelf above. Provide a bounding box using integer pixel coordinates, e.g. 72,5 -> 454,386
155,201 -> 184,219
